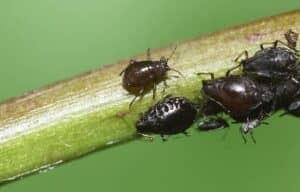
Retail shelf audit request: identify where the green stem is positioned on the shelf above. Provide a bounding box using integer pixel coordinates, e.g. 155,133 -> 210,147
0,10 -> 299,183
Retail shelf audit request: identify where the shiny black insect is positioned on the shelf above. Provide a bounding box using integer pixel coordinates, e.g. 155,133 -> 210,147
136,96 -> 197,141
226,30 -> 299,82
198,117 -> 229,131
120,47 -> 183,107
198,73 -> 274,143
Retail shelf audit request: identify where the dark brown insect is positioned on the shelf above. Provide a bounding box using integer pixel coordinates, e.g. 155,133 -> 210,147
120,47 -> 183,107
198,73 -> 274,143
201,75 -> 273,120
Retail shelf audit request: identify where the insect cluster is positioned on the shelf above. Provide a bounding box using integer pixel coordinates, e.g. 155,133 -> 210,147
119,29 -> 300,143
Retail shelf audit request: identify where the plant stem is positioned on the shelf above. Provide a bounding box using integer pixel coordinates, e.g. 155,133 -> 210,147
0,10 -> 299,183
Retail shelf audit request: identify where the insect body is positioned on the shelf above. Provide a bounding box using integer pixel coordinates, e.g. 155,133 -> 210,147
243,47 -> 298,80
227,45 -> 299,81
199,74 -> 274,143
136,96 -> 197,141
201,75 -> 273,121
227,30 -> 299,82
120,48 -> 182,107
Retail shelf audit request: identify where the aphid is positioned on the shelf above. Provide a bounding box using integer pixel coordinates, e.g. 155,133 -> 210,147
226,30 -> 299,82
136,95 -> 198,141
198,73 -> 274,142
198,117 -> 229,131
201,75 -> 273,120
120,47 -> 183,107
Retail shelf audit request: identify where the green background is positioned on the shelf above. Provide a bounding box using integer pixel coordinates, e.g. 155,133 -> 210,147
1,0 -> 300,191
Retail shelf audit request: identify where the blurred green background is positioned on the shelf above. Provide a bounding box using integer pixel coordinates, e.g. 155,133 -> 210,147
0,0 -> 300,191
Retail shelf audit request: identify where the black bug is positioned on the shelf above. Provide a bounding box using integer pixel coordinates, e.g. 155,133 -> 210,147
226,30 -> 299,82
198,117 -> 229,131
120,47 -> 183,107
136,96 -> 198,141
198,73 -> 274,143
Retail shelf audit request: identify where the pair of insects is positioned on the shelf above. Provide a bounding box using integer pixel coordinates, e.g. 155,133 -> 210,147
120,29 -> 300,142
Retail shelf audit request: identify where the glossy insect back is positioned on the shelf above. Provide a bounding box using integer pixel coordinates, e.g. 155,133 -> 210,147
136,96 -> 198,141
202,75 -> 273,120
226,30 -> 299,82
198,72 -> 274,143
120,47 -> 183,108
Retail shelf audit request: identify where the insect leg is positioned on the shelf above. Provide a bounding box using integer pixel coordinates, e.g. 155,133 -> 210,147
129,95 -> 138,108
226,50 -> 248,76
260,41 -> 277,50
250,130 -> 256,144
137,133 -> 154,141
119,70 -> 125,76
138,88 -> 148,101
147,48 -> 151,60
167,45 -> 178,61
235,50 -> 249,62
168,68 -> 185,78
226,64 -> 242,76
240,128 -> 247,144
152,82 -> 157,100
129,88 -> 146,108
275,40 -> 299,52
260,40 -> 297,51
221,126 -> 230,141
196,72 -> 215,80
162,80 -> 169,95
120,60 -> 137,76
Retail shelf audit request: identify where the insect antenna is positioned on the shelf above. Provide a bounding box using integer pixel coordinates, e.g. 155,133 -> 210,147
168,68 -> 184,78
166,45 -> 178,61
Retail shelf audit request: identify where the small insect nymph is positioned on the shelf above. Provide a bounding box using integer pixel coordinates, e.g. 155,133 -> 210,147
136,95 -> 198,141
120,47 -> 183,107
